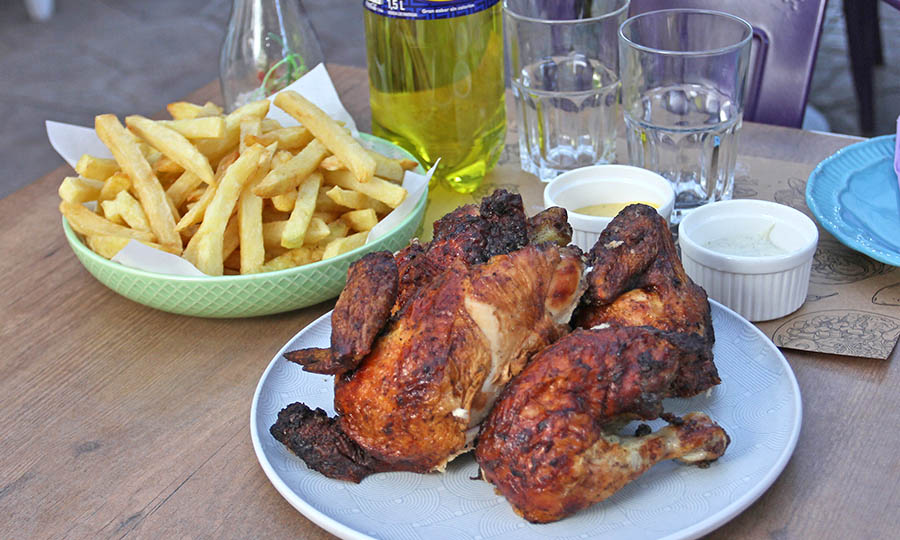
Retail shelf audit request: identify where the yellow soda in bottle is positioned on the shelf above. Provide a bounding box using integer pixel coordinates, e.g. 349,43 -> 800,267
364,0 -> 506,193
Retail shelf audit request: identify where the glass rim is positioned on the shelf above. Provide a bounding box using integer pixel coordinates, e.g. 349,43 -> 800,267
618,8 -> 753,57
503,0 -> 630,25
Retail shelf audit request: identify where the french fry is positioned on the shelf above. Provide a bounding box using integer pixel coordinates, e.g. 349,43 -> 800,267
85,234 -> 181,259
238,143 -> 276,274
75,155 -> 119,181
99,172 -> 131,201
262,220 -> 288,251
324,185 -> 390,214
262,206 -> 291,222
323,170 -> 407,208
304,217 -> 331,244
398,158 -> 418,170
367,149 -> 407,183
319,148 -> 406,183
101,190 -> 151,231
341,208 -> 378,232
272,190 -> 297,212
244,126 -> 313,151
60,201 -> 155,243
315,187 -> 351,213
59,176 -> 104,204
166,101 -> 223,120
325,185 -> 369,210
319,219 -> 350,245
312,210 -> 340,223
260,118 -> 282,132
126,115 -> 215,185
321,231 -> 368,260
261,246 -> 323,272
253,139 -> 328,197
367,196 -> 392,216
153,155 -> 183,176
224,249 -> 242,272
223,216 -> 240,261
274,91 -> 375,182
166,170 -> 204,208
175,184 -> 215,231
94,114 -> 181,251
158,117 -> 226,139
184,144 -> 265,275
282,172 -> 323,248
239,117 -> 262,154
194,99 -> 269,166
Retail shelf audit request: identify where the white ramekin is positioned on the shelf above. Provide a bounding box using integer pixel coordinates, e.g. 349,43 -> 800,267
543,165 -> 675,252
678,199 -> 819,322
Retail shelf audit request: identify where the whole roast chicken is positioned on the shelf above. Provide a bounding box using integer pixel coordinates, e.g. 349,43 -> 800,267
271,191 -> 586,481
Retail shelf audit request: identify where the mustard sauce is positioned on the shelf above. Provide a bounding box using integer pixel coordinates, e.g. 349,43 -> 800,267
573,201 -> 658,217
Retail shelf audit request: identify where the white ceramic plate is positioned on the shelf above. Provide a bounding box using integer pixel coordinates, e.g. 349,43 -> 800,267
251,300 -> 802,540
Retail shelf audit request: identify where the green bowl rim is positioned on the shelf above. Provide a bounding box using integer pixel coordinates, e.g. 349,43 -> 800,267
62,132 -> 427,283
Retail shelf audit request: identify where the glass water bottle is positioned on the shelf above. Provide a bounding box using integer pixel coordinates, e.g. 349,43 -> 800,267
220,0 -> 324,112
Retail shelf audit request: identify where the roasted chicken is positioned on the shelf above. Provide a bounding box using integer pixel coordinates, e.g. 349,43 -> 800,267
475,325 -> 730,523
574,203 -> 719,397
271,190 -> 586,481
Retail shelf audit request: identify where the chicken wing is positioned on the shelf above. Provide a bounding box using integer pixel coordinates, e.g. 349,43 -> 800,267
475,325 -> 729,523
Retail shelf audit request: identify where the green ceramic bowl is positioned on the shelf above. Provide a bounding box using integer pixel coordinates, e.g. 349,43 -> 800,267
62,133 -> 427,318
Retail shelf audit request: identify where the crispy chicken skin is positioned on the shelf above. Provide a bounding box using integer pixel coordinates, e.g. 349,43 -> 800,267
270,403 -> 393,482
335,243 -> 585,471
574,204 -> 718,396
275,190 -> 583,480
475,325 -> 729,523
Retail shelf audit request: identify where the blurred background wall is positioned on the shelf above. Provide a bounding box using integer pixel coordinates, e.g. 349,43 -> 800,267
1,0 -> 897,198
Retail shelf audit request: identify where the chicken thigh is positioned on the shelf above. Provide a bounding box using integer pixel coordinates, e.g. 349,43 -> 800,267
475,325 -> 729,523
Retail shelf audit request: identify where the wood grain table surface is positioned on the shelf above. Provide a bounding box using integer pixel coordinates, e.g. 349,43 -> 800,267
1,64 -> 897,539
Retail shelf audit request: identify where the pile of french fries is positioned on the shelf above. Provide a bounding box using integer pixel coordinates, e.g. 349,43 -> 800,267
58,91 -> 416,276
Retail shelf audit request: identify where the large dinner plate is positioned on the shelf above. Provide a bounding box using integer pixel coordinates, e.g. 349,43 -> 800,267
806,135 -> 900,266
251,300 -> 802,540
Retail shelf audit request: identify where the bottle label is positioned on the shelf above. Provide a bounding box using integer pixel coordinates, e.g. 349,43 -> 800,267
364,0 -> 499,20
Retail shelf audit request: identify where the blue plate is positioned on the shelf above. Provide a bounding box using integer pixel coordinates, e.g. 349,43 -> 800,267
806,135 -> 900,266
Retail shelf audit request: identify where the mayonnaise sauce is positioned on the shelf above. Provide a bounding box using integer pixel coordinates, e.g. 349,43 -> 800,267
703,225 -> 788,256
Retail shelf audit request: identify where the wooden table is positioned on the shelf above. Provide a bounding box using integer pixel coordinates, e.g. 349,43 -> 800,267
1,64 -> 897,539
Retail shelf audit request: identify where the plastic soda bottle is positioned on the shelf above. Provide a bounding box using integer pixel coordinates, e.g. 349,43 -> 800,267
364,0 -> 506,193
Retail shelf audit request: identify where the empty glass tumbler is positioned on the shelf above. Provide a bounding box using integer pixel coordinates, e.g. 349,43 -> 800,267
504,0 -> 630,182
619,9 -> 752,222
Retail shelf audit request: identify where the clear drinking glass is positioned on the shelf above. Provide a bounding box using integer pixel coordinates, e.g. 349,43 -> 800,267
504,0 -> 630,182
619,9 -> 752,222
220,0 -> 324,112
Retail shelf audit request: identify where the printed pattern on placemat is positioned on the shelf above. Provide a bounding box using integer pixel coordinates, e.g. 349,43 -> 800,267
251,302 -> 802,540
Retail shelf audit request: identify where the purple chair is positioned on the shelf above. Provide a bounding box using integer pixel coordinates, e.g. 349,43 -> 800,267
628,0 -> 828,128
846,0 -> 900,134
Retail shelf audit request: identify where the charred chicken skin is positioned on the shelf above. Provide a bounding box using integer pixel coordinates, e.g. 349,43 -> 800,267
272,190 -> 584,481
573,203 -> 719,396
475,325 -> 729,523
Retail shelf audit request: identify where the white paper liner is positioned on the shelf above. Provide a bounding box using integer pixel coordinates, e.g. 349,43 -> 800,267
47,63 -> 432,276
